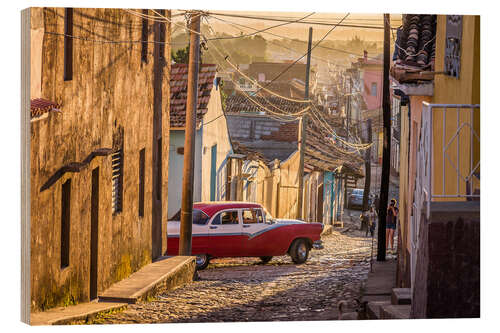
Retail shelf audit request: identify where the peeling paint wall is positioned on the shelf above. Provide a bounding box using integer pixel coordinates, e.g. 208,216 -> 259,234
30,7 -> 171,311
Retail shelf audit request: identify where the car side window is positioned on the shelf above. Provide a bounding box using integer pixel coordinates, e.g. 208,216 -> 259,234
213,211 -> 239,225
254,209 -> 264,223
211,213 -> 221,225
193,209 -> 210,225
242,209 -> 257,224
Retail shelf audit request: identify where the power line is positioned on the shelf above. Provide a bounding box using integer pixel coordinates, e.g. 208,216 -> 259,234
203,21 -> 317,106
254,13 -> 351,95
44,31 -> 183,45
206,14 -> 388,60
207,12 -> 316,41
207,11 -> 399,30
206,15 -> 355,67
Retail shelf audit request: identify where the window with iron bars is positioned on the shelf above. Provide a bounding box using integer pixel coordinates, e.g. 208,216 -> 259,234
112,150 -> 123,214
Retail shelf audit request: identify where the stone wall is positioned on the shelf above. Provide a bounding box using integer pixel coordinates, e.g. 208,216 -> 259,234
30,7 -> 171,311
411,201 -> 480,318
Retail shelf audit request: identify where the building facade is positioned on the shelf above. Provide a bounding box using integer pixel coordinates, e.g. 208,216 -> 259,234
392,14 -> 480,318
167,64 -> 233,219
29,8 -> 171,311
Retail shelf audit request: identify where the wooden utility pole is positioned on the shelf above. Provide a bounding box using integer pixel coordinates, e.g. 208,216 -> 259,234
362,119 -> 372,211
377,13 -> 391,261
179,12 -> 201,256
297,27 -> 313,220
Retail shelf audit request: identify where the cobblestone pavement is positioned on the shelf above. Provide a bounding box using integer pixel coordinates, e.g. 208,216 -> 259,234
92,227 -> 378,324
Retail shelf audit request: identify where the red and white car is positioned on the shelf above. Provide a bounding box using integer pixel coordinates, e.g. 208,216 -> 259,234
167,202 -> 324,269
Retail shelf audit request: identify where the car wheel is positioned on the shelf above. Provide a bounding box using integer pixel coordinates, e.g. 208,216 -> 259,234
290,239 -> 309,264
259,256 -> 273,264
195,254 -> 210,270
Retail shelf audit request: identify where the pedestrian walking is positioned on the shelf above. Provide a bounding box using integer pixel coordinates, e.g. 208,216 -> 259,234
386,199 -> 398,252
365,206 -> 377,237
373,195 -> 380,211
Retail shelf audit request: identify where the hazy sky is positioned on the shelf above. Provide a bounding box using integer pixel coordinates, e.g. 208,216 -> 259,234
172,10 -> 402,41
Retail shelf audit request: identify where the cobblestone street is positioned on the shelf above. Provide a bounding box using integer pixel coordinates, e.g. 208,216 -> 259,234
93,220 -> 377,324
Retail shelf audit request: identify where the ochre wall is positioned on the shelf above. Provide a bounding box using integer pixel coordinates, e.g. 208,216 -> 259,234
277,151 -> 300,219
30,7 -> 171,311
431,15 -> 480,199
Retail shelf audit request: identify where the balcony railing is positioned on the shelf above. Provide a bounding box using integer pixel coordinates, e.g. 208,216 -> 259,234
411,102 -> 480,292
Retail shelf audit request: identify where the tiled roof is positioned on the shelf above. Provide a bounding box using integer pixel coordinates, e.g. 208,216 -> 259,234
226,114 -> 298,162
261,122 -> 298,142
225,94 -> 306,115
248,62 -> 307,83
30,98 -> 60,118
305,113 -> 364,175
391,14 -> 437,83
170,63 -> 217,128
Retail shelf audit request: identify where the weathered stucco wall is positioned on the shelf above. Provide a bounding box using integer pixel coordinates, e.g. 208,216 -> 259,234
201,85 -> 233,202
276,151 -> 300,219
167,129 -> 202,219
30,7 -> 171,311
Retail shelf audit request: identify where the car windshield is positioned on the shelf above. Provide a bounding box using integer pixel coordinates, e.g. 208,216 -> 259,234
168,209 -> 210,225
353,189 -> 364,195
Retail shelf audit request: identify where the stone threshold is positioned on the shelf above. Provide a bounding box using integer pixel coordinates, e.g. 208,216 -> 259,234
30,302 -> 127,325
98,256 -> 196,303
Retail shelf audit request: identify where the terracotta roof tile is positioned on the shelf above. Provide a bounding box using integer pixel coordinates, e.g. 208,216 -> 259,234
260,122 -> 298,142
391,14 -> 437,83
30,98 -> 61,118
169,63 -> 217,127
225,94 -> 305,115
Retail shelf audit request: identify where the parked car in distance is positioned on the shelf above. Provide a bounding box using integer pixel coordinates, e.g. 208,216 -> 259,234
167,202 -> 324,269
348,188 -> 373,210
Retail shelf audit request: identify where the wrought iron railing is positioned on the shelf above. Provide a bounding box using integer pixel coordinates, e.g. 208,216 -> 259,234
411,102 -> 480,291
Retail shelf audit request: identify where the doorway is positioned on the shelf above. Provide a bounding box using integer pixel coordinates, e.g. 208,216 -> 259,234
210,144 -> 217,201
90,167 -> 99,300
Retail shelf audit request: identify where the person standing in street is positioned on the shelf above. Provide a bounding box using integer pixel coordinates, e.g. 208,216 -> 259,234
366,206 -> 377,237
386,199 -> 398,251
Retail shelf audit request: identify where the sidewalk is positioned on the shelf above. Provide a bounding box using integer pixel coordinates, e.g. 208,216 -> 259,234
361,257 -> 411,319
30,256 -> 196,325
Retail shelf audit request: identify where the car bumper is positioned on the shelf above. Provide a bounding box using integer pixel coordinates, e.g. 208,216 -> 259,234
313,240 -> 324,250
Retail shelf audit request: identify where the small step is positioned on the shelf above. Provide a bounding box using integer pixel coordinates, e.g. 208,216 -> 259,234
98,256 -> 196,304
366,300 -> 391,319
30,302 -> 127,325
379,304 -> 411,319
391,288 -> 411,305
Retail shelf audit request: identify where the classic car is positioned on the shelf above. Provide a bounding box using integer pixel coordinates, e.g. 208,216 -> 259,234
167,202 -> 324,269
348,188 -> 373,210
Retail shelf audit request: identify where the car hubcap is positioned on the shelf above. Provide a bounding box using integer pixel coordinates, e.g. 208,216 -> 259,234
196,255 -> 207,266
298,243 -> 307,259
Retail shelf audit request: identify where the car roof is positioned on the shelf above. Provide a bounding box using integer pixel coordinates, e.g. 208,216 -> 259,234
193,201 -> 263,217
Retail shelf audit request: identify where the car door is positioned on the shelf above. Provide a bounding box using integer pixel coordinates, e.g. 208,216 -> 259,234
208,209 -> 244,257
242,208 -> 272,256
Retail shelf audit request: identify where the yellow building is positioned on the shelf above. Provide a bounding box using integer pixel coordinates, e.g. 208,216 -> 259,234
391,14 -> 480,317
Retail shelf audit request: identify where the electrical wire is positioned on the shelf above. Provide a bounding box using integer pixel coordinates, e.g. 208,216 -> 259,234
207,12 -> 316,41
207,14 -> 385,61
203,21 -> 318,109
43,31 -> 183,45
205,15 -> 353,68
254,13 -> 351,95
206,11 -> 399,30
